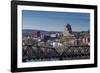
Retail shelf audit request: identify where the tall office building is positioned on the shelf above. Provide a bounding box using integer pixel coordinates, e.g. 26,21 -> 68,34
63,24 -> 73,36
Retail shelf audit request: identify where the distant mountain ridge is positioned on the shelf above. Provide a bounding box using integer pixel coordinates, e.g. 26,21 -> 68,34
23,29 -> 62,32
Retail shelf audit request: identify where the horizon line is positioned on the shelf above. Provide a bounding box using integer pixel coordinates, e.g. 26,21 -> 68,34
22,28 -> 90,32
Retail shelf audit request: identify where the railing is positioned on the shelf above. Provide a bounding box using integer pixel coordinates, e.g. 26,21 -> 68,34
22,45 -> 90,62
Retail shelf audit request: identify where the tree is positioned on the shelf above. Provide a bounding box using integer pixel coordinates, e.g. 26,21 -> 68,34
60,36 -> 72,43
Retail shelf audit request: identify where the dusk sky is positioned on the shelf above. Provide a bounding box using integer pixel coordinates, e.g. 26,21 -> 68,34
22,10 -> 90,32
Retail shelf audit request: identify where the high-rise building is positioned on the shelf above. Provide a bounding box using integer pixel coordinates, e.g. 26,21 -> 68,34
63,24 -> 73,36
66,24 -> 72,33
32,31 -> 40,38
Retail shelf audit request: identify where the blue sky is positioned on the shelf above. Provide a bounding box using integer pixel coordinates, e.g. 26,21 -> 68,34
22,10 -> 90,32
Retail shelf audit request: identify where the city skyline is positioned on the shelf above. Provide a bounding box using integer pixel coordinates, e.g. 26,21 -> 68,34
22,10 -> 90,32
